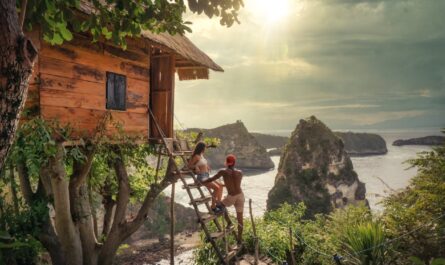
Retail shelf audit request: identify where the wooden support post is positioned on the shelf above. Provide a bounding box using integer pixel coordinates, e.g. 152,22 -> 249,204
154,148 -> 162,183
289,227 -> 296,265
170,182 -> 176,265
249,199 -> 259,265
222,214 -> 229,265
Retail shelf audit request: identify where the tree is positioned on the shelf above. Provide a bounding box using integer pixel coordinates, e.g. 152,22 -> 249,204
382,131 -> 445,264
6,118 -> 195,265
0,0 -> 243,171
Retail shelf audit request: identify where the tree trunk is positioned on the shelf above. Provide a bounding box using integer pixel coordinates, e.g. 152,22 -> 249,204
0,0 -> 37,171
69,152 -> 99,265
71,183 -> 100,265
97,158 -> 175,265
49,143 -> 83,265
38,213 -> 66,265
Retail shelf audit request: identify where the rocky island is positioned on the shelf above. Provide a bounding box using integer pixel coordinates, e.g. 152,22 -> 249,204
336,132 -> 387,156
393,135 -> 445,146
186,121 -> 274,170
267,116 -> 367,217
252,131 -> 387,157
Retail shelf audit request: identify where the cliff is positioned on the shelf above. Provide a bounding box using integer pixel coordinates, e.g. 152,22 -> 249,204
267,116 -> 367,217
186,121 -> 274,170
393,136 -> 445,146
251,133 -> 289,149
335,132 -> 387,156
254,131 -> 388,157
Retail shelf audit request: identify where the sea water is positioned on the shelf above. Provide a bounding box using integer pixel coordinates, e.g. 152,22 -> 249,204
165,130 -> 440,215
159,130 -> 440,264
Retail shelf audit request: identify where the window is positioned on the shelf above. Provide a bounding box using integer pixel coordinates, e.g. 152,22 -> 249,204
106,72 -> 127,110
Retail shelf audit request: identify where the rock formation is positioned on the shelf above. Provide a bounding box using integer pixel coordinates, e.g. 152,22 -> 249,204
393,136 -> 445,146
251,132 -> 289,149
336,132 -> 387,156
253,132 -> 388,157
267,116 -> 367,217
186,121 -> 274,170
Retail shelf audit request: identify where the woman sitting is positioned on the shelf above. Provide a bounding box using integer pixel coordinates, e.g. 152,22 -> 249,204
188,142 -> 224,213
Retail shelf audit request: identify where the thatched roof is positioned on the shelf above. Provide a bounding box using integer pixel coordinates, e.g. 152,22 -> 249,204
78,2 -> 223,80
142,31 -> 223,80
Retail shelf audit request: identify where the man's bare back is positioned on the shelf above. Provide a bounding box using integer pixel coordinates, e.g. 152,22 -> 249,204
201,155 -> 245,243
217,168 -> 243,196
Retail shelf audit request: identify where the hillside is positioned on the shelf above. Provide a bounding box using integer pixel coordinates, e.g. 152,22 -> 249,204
336,132 -> 387,156
393,135 -> 445,146
253,131 -> 388,157
250,132 -> 289,149
185,121 -> 274,169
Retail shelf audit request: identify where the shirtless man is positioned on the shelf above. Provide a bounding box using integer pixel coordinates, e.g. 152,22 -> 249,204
202,154 -> 245,243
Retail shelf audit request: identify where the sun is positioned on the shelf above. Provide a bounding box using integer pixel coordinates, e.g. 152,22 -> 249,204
253,0 -> 291,24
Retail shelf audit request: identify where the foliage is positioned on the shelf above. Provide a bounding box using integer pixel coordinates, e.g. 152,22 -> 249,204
194,203 -> 392,265
21,0 -> 244,48
9,118 -> 83,180
382,139 -> 445,263
175,130 -> 221,149
409,257 -> 445,265
0,187 -> 45,265
342,222 -> 389,265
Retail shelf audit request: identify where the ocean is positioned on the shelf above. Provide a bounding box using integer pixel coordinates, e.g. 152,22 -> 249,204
165,129 -> 441,216
159,130 -> 441,264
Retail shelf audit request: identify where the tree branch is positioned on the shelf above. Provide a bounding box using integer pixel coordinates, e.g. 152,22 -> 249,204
19,0 -> 28,29
122,158 -> 176,238
16,159 -> 33,204
110,149 -> 130,226
49,142 -> 83,265
101,173 -> 115,237
70,145 -> 96,189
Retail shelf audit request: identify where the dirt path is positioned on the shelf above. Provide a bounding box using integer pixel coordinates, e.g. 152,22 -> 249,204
115,232 -> 200,265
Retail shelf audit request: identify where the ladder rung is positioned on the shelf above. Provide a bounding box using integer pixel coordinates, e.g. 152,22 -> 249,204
183,183 -> 200,189
210,226 -> 235,240
230,244 -> 241,251
225,249 -> 238,261
198,213 -> 217,224
190,196 -> 212,205
175,169 -> 193,176
172,151 -> 193,156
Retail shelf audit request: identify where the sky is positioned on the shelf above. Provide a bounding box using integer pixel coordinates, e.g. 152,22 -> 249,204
174,0 -> 445,132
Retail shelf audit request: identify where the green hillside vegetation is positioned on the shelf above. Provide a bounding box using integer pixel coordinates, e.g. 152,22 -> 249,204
195,136 -> 445,265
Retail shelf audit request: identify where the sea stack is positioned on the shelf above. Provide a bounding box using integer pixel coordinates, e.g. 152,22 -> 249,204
186,121 -> 274,169
267,116 -> 367,217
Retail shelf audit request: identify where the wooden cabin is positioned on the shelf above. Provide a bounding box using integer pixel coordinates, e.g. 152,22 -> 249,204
23,9 -> 223,142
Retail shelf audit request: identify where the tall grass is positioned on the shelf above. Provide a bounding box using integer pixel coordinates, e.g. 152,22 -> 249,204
342,222 -> 388,265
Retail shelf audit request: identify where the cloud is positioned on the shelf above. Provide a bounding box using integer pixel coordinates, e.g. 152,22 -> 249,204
419,88 -> 432,98
175,0 -> 445,131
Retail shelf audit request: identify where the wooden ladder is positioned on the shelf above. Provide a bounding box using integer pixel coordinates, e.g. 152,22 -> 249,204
148,109 -> 240,265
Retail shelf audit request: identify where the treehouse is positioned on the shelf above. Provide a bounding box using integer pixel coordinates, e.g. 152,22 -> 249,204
23,19 -> 222,143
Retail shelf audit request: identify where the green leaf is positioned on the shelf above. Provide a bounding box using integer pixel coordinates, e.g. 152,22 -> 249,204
52,32 -> 64,45
409,256 -> 425,265
59,26 -> 73,41
432,258 -> 445,265
0,231 -> 11,240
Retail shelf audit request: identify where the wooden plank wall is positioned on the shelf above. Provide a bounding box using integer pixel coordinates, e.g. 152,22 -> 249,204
38,33 -> 150,138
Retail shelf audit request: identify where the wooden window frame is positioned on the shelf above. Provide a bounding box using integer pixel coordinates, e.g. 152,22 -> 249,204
106,72 -> 127,111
